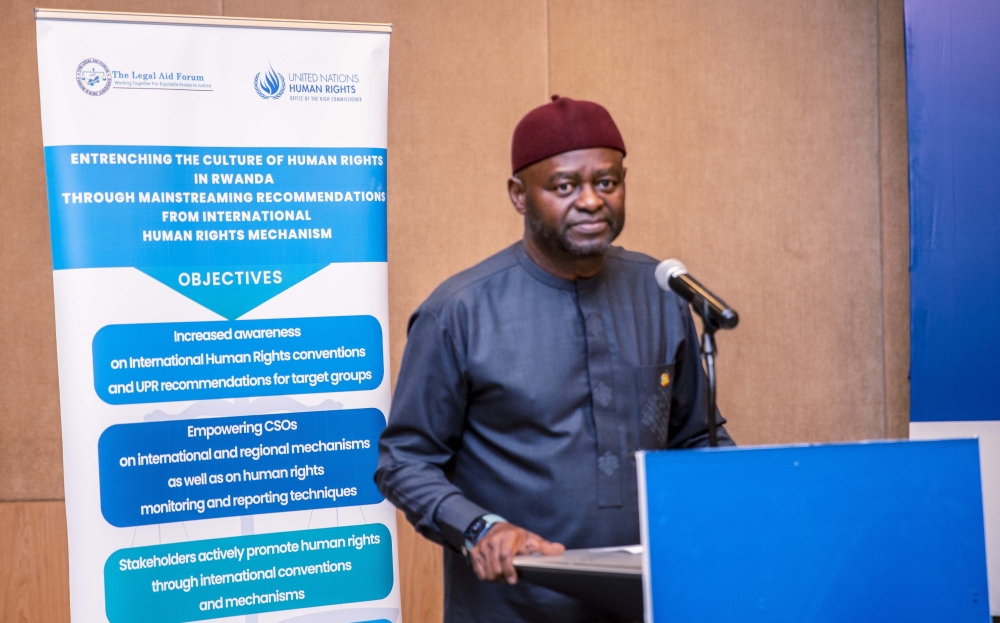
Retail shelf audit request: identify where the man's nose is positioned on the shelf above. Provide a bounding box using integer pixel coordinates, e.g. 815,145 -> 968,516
574,184 -> 603,212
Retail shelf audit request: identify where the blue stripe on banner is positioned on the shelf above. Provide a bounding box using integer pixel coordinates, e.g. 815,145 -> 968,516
44,146 -> 387,317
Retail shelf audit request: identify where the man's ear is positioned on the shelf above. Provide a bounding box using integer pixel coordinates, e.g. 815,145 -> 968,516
508,175 -> 527,216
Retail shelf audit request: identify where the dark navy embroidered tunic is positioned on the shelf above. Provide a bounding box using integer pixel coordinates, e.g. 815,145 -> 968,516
376,242 -> 733,623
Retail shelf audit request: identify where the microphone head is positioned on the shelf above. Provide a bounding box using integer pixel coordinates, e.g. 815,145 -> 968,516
655,259 -> 688,291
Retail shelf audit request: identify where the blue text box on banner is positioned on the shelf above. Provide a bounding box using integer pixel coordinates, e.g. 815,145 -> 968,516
92,316 -> 384,404
98,409 -> 385,527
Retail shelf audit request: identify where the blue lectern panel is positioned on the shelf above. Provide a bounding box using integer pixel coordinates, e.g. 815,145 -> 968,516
639,440 -> 988,622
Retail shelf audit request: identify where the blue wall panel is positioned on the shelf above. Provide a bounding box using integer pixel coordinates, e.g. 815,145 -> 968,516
906,0 -> 1000,422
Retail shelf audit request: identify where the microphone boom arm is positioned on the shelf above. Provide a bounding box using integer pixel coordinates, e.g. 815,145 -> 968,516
655,259 -> 739,447
669,273 -> 739,331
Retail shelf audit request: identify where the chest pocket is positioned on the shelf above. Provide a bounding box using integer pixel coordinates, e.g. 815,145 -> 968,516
634,363 -> 674,449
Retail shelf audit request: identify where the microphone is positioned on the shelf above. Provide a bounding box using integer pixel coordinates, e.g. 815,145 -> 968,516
655,259 -> 739,330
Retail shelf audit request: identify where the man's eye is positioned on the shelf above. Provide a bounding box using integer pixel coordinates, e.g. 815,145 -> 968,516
556,183 -> 573,193
597,180 -> 615,190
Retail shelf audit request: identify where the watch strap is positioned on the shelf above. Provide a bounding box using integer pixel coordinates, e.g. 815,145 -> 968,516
462,513 -> 506,555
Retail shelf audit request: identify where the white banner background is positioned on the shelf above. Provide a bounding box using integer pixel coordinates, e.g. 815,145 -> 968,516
36,12 -> 399,623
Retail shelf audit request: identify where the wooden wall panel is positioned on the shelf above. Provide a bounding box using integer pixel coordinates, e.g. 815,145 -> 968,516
0,501 -> 70,623
878,0 -> 911,440
548,0 -> 889,445
0,0 -> 62,501
222,0 -> 390,23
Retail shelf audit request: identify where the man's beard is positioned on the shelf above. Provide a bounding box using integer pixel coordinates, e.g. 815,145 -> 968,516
525,202 -> 625,258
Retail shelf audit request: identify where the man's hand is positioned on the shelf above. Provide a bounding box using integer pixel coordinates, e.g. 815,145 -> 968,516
470,522 -> 565,585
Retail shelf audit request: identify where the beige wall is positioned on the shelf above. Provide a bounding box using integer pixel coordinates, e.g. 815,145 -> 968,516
0,1 -> 908,621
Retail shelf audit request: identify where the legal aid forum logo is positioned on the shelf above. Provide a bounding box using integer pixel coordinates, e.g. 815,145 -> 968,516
76,58 -> 111,96
254,64 -> 286,99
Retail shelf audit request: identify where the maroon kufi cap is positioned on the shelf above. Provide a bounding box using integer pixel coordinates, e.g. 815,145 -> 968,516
511,95 -> 626,173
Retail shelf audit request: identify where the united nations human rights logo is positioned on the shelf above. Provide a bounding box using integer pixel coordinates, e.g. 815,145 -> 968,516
254,64 -> 285,100
76,59 -> 111,96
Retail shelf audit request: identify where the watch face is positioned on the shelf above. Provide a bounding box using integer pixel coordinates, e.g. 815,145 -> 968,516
465,517 -> 487,541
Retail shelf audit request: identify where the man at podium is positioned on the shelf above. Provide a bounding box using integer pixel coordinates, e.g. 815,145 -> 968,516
376,96 -> 733,623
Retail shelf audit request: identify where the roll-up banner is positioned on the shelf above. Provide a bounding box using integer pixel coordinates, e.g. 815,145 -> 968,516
904,0 -> 1000,614
35,10 -> 398,623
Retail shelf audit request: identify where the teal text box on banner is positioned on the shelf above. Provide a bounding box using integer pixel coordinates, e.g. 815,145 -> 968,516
104,524 -> 394,623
